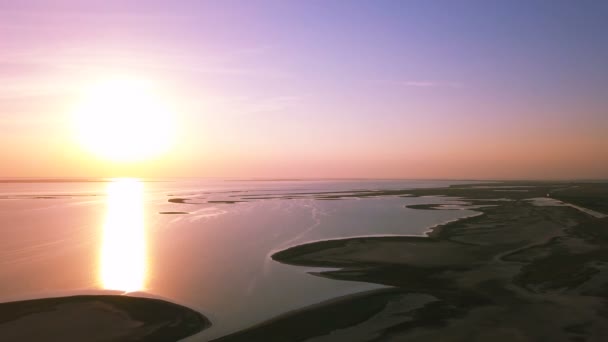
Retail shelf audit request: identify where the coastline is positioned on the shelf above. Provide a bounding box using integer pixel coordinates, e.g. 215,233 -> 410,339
215,181 -> 608,341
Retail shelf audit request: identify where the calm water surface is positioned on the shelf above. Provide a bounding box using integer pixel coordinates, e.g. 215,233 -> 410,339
0,179 -> 477,339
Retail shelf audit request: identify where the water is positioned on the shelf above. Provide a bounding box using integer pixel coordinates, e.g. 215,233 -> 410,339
0,178 -> 477,339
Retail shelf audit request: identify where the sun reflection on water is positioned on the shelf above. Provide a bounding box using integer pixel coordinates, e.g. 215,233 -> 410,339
99,178 -> 147,292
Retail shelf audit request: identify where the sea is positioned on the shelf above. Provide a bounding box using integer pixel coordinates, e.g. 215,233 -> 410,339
0,178 -> 478,340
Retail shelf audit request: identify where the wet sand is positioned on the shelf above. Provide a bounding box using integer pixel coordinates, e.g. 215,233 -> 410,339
215,181 -> 608,341
0,295 -> 210,342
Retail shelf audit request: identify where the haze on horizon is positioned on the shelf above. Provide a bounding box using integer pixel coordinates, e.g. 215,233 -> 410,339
0,0 -> 606,180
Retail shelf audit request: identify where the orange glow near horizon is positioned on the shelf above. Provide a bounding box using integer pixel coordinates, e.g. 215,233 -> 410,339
99,178 -> 147,292
1,3 -> 608,180
72,78 -> 175,163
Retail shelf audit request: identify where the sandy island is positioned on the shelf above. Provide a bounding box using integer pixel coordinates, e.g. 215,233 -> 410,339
0,295 -> 210,342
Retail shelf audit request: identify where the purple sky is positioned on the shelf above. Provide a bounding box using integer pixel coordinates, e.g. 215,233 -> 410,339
1,1 -> 607,179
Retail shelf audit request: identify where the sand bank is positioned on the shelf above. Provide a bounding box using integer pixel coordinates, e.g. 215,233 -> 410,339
0,295 -> 210,342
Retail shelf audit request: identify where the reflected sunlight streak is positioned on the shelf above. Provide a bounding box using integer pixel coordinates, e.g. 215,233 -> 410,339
99,179 -> 147,292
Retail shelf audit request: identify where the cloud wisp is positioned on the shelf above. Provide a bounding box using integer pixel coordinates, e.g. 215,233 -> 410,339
401,81 -> 463,88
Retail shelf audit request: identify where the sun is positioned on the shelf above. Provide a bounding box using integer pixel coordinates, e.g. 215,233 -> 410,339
73,77 -> 175,162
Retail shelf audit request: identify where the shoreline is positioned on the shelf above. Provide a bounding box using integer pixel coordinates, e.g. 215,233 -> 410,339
265,197 -> 484,259
216,181 -> 608,341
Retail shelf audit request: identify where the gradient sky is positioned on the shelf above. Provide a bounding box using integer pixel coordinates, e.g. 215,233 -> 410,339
1,0 -> 607,179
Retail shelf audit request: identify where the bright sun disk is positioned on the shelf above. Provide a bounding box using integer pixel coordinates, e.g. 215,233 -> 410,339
73,78 -> 175,162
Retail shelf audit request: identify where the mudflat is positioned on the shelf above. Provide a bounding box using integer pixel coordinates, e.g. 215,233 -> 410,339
215,181 -> 608,342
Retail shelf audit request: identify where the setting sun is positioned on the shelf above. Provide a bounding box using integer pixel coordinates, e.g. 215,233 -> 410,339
73,78 -> 175,162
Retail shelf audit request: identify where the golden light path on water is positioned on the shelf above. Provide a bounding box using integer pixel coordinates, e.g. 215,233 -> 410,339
99,178 -> 147,292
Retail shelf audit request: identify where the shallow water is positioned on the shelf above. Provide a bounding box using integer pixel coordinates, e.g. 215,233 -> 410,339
0,179 -> 477,339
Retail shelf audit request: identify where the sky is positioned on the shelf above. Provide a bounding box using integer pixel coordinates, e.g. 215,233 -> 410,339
0,0 -> 607,179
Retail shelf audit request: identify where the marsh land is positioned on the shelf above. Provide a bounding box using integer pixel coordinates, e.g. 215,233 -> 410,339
216,181 -> 608,342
